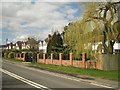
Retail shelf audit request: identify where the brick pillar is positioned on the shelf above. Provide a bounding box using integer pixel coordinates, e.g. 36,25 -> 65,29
14,53 -> 16,58
51,53 -> 53,64
16,53 -> 18,59
70,53 -> 73,66
4,53 -> 6,58
59,53 -> 62,65
18,53 -> 20,59
82,53 -> 86,68
97,51 -> 102,69
37,53 -> 40,63
20,53 -> 22,60
43,54 -> 46,64
23,53 -> 26,61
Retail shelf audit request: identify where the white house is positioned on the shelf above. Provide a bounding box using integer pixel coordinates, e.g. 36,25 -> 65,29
15,43 -> 19,50
113,41 -> 120,53
39,41 -> 47,53
92,40 -> 120,53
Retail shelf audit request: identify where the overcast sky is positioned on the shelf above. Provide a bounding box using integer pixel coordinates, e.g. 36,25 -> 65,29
1,0 -> 88,44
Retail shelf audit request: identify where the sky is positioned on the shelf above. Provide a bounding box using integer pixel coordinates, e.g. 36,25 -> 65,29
0,0 -> 88,45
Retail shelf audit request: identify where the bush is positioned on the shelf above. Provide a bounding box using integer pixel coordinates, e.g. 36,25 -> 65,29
4,53 -> 9,58
8,52 -> 14,58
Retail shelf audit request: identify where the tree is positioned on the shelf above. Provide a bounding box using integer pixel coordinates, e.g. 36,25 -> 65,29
63,1 -> 120,59
47,32 -> 63,54
26,37 -> 40,51
83,2 -> 120,54
63,20 -> 93,59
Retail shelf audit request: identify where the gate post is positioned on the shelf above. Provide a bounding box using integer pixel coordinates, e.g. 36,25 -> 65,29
70,53 -> 73,66
37,53 -> 40,63
51,53 -> 53,64
20,53 -> 21,60
16,53 -> 18,59
14,53 -> 16,58
23,53 -> 26,61
59,53 -> 62,65
97,51 -> 102,69
82,53 -> 86,68
43,53 -> 46,64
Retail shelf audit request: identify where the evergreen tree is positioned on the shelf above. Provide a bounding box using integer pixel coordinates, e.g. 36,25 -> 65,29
47,32 -> 63,54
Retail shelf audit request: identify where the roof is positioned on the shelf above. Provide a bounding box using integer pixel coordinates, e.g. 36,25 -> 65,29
44,34 -> 53,43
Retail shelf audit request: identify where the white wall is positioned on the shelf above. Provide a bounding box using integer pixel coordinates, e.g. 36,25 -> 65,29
113,42 -> 120,50
39,41 -> 47,53
92,41 -> 120,53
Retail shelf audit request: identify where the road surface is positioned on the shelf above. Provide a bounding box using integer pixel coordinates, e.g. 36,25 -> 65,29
1,59 -> 117,90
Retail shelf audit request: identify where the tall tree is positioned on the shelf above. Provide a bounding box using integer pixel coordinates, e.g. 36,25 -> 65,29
26,37 -> 40,51
83,2 -> 120,54
47,32 -> 63,54
63,1 -> 120,59
63,20 -> 93,58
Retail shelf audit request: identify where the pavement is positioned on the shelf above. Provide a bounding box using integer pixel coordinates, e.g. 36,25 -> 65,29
1,59 -> 119,90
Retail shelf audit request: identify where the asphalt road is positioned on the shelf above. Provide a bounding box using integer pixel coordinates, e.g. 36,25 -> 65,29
1,59 -> 117,90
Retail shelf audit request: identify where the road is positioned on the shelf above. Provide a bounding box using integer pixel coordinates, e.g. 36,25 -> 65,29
1,59 -> 117,90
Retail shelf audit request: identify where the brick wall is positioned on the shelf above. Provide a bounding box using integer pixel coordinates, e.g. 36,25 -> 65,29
8,52 -> 103,70
36,52 -> 101,69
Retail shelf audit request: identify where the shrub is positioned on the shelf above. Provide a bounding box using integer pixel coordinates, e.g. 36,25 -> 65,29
8,52 -> 14,58
4,53 -> 9,58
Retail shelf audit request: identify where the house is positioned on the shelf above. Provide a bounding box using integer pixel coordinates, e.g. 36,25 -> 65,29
39,41 -> 47,53
91,35 -> 120,53
1,37 -> 48,52
39,34 -> 53,53
113,40 -> 120,53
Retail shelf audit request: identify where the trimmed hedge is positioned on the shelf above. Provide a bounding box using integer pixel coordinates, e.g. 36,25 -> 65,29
4,53 -> 9,58
8,52 -> 14,58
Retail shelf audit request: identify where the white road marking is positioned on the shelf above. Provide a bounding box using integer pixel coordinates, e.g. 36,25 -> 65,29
90,82 -> 113,88
0,68 -> 51,90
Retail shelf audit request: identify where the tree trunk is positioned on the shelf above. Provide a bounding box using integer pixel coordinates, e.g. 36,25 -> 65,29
102,31 -> 108,53
108,40 -> 115,54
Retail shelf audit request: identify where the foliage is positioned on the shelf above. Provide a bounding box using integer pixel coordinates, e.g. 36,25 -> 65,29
47,32 -> 63,54
83,2 -> 120,54
8,49 -> 21,53
8,52 -> 14,58
63,1 -> 120,59
4,53 -> 9,58
26,37 -> 40,51
63,20 -> 95,59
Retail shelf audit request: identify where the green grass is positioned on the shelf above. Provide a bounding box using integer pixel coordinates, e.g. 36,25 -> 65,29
30,62 -> 119,81
3,58 -> 119,81
2,58 -> 24,62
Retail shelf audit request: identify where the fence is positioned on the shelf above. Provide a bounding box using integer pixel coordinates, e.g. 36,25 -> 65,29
15,53 -> 25,61
3,52 -> 119,70
3,52 -> 100,69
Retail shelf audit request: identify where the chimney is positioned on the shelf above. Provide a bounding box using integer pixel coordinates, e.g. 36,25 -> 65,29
48,34 -> 51,41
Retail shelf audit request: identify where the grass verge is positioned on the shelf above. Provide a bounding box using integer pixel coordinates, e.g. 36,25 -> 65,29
30,62 -> 119,81
2,58 -> 24,62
